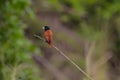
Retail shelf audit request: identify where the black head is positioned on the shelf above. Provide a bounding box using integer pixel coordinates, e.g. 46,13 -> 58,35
43,26 -> 50,31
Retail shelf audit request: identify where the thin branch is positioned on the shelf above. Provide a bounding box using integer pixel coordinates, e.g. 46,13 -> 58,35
33,34 -> 94,80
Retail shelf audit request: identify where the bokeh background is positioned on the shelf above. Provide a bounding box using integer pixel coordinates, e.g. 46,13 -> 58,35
0,0 -> 120,80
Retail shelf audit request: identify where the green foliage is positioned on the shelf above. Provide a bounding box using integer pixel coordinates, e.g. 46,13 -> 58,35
60,14 -> 70,23
50,0 -> 62,11
0,0 -> 41,80
78,25 -> 103,41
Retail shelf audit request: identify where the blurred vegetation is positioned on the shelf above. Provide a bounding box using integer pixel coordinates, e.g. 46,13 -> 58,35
35,0 -> 120,80
1,0 -> 120,80
0,0 -> 41,80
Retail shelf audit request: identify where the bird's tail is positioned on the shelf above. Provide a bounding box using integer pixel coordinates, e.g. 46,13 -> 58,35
47,41 -> 52,48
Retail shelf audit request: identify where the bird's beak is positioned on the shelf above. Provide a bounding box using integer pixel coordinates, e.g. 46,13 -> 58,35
42,27 -> 45,30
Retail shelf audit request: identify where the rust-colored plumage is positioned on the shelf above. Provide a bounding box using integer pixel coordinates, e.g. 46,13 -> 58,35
43,26 -> 53,48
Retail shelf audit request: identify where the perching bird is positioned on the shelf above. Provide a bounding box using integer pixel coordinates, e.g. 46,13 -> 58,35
43,26 -> 53,48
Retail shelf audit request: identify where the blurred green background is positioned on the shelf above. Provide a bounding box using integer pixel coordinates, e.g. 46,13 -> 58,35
0,0 -> 120,80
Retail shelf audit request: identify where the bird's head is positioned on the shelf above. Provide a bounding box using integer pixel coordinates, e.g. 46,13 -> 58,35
43,26 -> 50,31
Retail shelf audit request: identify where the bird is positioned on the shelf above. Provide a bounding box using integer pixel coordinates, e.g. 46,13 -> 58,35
43,26 -> 53,48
